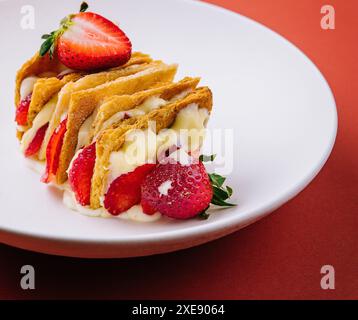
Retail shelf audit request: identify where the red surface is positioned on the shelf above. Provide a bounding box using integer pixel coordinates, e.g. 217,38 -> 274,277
1,0 -> 357,299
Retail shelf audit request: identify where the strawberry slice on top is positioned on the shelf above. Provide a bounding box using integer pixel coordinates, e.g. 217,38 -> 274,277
39,2 -> 132,71
41,118 -> 67,183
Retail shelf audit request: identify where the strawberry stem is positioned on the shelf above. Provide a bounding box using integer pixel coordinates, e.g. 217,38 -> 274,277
39,2 -> 89,58
80,2 -> 89,12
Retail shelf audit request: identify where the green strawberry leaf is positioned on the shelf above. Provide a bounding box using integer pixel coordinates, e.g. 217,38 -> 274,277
39,2 -> 87,58
197,153 -> 237,216
209,173 -> 226,188
80,2 -> 89,12
211,196 -> 236,207
213,186 -> 229,200
39,36 -> 54,56
226,186 -> 233,197
41,34 -> 51,39
209,173 -> 236,208
199,154 -> 216,162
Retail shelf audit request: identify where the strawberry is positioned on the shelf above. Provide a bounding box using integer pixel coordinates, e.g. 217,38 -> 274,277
24,123 -> 49,158
141,161 -> 213,219
104,164 -> 156,216
68,143 -> 96,206
41,118 -> 67,183
39,2 -> 132,71
141,198 -> 157,215
15,93 -> 32,126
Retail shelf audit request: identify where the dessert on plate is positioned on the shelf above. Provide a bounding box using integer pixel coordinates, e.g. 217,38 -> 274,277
14,2 -> 235,222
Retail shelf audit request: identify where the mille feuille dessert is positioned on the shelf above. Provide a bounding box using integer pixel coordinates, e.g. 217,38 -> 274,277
15,2 -> 234,222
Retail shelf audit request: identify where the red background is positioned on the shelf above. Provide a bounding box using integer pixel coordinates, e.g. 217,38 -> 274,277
1,0 -> 357,299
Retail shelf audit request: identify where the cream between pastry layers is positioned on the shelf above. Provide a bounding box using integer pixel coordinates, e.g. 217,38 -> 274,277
14,2 -> 237,221
67,88 -> 212,218
15,51 -> 153,155
15,51 -> 214,220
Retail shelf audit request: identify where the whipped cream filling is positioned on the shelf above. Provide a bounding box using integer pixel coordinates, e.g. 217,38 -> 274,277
158,180 -> 173,196
38,111 -> 68,161
97,89 -> 193,135
20,76 -> 39,100
60,111 -> 68,122
20,95 -> 58,153
63,187 -> 161,222
107,128 -> 158,186
17,125 -> 27,132
19,65 -> 71,101
100,96 -> 167,133
76,112 -> 96,151
107,103 -> 209,188
57,68 -> 75,78
76,89 -> 194,155
64,101 -> 208,221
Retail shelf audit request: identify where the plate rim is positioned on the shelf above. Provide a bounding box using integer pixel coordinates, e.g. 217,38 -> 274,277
0,0 -> 338,249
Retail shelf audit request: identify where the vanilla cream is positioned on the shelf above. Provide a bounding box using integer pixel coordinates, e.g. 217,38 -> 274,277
57,68 -> 75,78
76,112 -> 96,151
107,127 -> 158,187
158,180 -> 173,196
107,103 -> 209,188
66,102 -> 209,220
100,96 -> 167,133
20,76 -> 39,100
20,95 -> 58,153
63,188 -> 161,222
98,90 -> 193,134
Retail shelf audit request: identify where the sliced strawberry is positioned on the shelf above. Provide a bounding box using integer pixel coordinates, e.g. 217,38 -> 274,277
15,93 -> 32,126
24,123 -> 49,158
104,164 -> 156,216
68,143 -> 96,206
40,3 -> 132,71
41,118 -> 67,183
57,12 -> 132,71
141,198 -> 157,215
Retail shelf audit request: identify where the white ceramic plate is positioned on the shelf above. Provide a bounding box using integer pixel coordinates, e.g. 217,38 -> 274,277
0,0 -> 337,258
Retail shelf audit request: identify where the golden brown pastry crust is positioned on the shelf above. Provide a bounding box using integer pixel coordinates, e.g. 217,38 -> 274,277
15,52 -> 151,107
91,77 -> 200,138
90,87 -> 213,208
56,63 -> 178,184
27,74 -> 82,127
39,54 -> 153,161
14,52 -> 63,106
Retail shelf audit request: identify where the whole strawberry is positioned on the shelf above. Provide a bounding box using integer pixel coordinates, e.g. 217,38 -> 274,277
39,2 -> 132,71
141,161 -> 213,219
